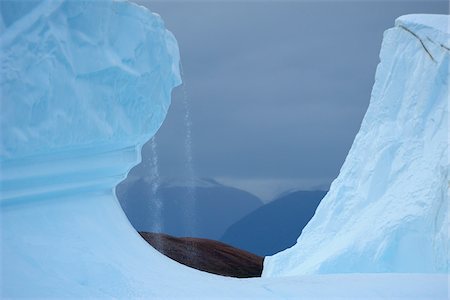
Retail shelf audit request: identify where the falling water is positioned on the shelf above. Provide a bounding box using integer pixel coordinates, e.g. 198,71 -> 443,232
148,136 -> 164,249
180,63 -> 198,261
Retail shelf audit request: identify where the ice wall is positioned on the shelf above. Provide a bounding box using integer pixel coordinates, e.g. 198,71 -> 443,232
1,1 -> 181,160
263,15 -> 449,276
0,1 -> 185,297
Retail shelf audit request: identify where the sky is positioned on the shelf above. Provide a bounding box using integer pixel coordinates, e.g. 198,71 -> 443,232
128,0 -> 448,201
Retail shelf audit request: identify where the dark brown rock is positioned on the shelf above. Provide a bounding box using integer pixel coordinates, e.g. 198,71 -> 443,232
139,232 -> 263,278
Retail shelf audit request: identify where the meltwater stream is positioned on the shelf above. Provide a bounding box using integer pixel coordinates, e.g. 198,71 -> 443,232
180,63 -> 198,262
147,136 -> 164,249
145,63 -> 198,260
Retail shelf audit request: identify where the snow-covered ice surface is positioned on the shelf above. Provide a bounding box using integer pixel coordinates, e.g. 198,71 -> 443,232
0,1 -> 448,298
264,14 -> 450,277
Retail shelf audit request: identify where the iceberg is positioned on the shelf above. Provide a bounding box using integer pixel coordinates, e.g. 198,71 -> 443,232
0,0 -> 448,297
263,14 -> 449,276
1,1 -> 181,160
0,0 -> 186,297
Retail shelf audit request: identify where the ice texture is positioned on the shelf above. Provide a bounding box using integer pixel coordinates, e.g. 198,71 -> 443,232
0,2 -> 448,297
263,14 -> 449,276
1,0 -> 181,159
0,0 -> 185,296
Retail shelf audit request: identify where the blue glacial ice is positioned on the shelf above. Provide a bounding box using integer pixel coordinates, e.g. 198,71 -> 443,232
1,1 -> 180,160
263,14 -> 449,277
0,1 -> 448,298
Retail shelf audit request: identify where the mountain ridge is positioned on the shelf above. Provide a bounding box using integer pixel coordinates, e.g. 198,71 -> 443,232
117,177 -> 264,240
221,190 -> 326,256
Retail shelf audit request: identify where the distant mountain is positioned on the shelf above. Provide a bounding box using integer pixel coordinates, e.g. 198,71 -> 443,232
116,177 -> 263,240
140,232 -> 263,278
220,190 -> 327,256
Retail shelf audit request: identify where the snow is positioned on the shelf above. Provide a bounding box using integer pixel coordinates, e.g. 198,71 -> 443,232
0,1 -> 448,298
263,14 -> 449,276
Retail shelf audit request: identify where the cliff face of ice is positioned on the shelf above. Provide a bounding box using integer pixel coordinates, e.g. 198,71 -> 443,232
263,15 -> 449,276
1,0 -> 181,205
0,1 -> 184,297
1,1 -> 181,160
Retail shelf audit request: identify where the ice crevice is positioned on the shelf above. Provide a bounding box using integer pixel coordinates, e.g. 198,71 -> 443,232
398,24 -> 435,62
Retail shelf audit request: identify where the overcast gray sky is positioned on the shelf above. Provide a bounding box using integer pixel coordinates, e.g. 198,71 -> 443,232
128,0 -> 448,201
